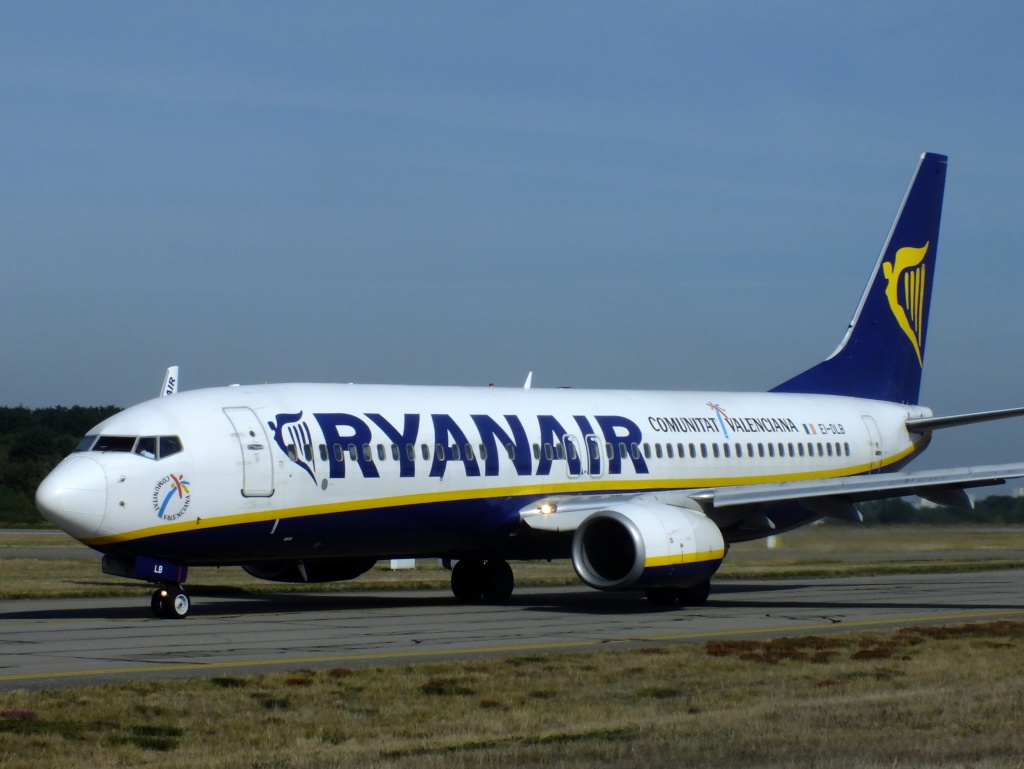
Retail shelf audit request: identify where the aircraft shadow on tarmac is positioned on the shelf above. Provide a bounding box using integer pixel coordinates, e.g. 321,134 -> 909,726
2,579 -> 1019,621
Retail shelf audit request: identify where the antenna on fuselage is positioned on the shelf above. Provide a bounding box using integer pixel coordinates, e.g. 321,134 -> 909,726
160,366 -> 179,397
523,371 -> 533,390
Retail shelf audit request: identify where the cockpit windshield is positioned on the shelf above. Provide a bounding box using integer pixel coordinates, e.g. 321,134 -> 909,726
74,435 -> 184,460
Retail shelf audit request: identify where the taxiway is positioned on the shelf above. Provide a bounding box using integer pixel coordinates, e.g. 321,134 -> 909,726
2,569 -> 1023,689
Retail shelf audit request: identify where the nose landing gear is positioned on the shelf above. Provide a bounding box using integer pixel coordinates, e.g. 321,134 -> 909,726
151,586 -> 190,619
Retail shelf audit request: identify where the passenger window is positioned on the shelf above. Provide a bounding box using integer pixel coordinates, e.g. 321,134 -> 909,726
288,444 -> 298,461
788,443 -> 795,457
689,443 -> 697,458
642,443 -> 651,459
348,444 -> 358,461
619,443 -> 628,459
723,443 -> 731,458
655,443 -> 663,459
304,444 -> 313,462
377,444 -> 386,461
334,444 -> 344,462
700,443 -> 708,459
465,444 -> 475,461
421,444 -> 430,460
827,443 -> 833,457
556,443 -> 565,460
436,443 -> 445,461
407,444 -> 415,462
544,443 -> 553,461
798,443 -> 805,457
844,442 -> 850,456
479,444 -> 489,461
320,444 -> 329,462
391,444 -> 400,461
735,443 -> 743,458
362,444 -> 372,462
631,443 -> 641,460
768,443 -> 775,458
506,443 -> 516,460
533,443 -> 541,460
451,444 -> 461,461
666,443 -> 673,459
566,442 -> 577,461
758,443 -> 765,458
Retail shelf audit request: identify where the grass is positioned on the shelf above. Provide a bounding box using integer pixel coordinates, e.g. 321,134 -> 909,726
5,527 -> 1024,766
3,620 -> 1024,767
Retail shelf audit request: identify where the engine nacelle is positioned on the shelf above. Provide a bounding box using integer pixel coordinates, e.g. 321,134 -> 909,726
571,501 -> 724,591
242,557 -> 377,583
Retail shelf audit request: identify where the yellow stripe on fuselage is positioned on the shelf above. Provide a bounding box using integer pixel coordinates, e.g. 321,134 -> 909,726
84,438 -> 926,549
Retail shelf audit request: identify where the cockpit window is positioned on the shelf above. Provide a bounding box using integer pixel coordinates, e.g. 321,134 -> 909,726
74,435 -> 98,452
93,435 -> 137,452
134,437 -> 158,459
85,435 -> 184,459
159,436 -> 183,458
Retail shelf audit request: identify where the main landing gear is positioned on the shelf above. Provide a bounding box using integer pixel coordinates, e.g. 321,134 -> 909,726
151,585 -> 190,619
645,578 -> 711,608
450,558 -> 514,603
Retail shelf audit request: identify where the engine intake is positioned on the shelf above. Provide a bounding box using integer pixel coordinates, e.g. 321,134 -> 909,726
571,501 -> 724,591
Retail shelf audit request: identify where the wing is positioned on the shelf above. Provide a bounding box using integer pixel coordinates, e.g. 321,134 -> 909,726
521,462 -> 1024,540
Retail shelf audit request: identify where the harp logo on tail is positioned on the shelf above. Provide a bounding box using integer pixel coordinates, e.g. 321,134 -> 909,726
882,242 -> 929,367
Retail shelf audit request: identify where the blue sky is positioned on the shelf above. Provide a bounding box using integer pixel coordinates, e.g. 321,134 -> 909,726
2,3 -> 1023,474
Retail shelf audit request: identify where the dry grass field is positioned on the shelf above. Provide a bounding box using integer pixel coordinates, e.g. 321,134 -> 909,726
4,527 -> 1024,766
2,620 -> 1024,768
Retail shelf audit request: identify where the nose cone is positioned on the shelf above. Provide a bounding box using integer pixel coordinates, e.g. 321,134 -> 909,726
36,456 -> 107,539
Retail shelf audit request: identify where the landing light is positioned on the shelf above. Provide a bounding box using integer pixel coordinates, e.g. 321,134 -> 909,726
539,502 -> 557,515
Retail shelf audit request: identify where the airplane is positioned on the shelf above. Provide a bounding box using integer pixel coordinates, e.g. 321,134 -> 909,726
35,152 -> 1024,619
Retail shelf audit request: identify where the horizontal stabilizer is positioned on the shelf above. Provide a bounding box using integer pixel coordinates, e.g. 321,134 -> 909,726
907,406 -> 1024,433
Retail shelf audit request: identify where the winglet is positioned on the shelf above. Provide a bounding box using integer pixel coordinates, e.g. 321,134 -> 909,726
160,366 -> 179,397
772,152 -> 947,404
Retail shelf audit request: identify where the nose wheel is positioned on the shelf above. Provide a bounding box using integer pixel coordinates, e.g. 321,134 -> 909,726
151,586 -> 190,619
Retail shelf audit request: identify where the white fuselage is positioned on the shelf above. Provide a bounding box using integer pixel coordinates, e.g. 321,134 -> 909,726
38,382 -> 930,565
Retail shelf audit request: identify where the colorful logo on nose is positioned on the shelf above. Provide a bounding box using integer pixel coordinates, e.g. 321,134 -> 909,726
153,474 -> 191,521
882,242 -> 929,367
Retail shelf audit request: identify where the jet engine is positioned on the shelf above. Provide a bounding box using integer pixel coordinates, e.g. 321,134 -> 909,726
571,501 -> 724,591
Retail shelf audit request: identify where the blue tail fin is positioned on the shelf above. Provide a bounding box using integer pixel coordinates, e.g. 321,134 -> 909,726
771,152 -> 947,404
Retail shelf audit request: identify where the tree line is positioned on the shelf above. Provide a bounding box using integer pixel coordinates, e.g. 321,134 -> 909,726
0,405 -> 120,526
857,496 -> 1024,525
1,405 -> 1023,528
